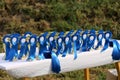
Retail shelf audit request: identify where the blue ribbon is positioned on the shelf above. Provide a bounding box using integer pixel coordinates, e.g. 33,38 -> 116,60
81,30 -> 88,52
24,42 -> 29,56
18,36 -> 26,59
62,36 -> 72,57
75,30 -> 82,50
3,35 -> 11,60
95,30 -> 104,49
72,35 -> 78,59
111,40 -> 120,60
38,32 -> 48,59
56,32 -> 64,56
56,38 -> 63,56
24,32 -> 32,56
48,32 -> 57,51
27,35 -> 37,61
65,30 -> 74,54
101,31 -> 112,52
51,51 -> 61,73
87,34 -> 96,51
8,34 -> 19,61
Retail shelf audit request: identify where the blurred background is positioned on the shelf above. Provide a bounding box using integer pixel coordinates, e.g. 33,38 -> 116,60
0,0 -> 120,80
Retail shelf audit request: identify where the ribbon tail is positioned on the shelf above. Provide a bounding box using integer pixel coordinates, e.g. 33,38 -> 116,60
18,46 -> 25,59
28,45 -> 36,60
62,46 -> 67,57
112,40 -> 120,60
82,42 -> 87,52
39,50 -> 45,60
73,42 -> 77,60
25,43 -> 29,56
68,43 -> 72,54
76,41 -> 81,50
5,44 -> 10,60
51,51 -> 61,73
8,48 -> 16,61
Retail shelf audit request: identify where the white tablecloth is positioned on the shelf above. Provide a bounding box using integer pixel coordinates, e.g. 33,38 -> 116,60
0,47 -> 118,78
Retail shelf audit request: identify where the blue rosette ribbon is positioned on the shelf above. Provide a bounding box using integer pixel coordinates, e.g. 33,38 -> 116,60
24,32 -> 32,55
63,30 -> 74,55
56,32 -> 64,56
87,34 -> 96,51
48,31 -> 57,51
74,30 -> 82,50
18,36 -> 27,60
8,34 -> 19,61
72,34 -> 78,59
101,31 -> 112,52
42,32 -> 57,59
62,30 -> 74,57
38,32 -> 48,59
95,30 -> 104,49
3,35 -> 11,60
62,36 -> 71,57
27,35 -> 37,61
81,30 -> 88,52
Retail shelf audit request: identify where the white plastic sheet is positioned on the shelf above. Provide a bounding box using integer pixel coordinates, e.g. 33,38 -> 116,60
0,47 -> 118,78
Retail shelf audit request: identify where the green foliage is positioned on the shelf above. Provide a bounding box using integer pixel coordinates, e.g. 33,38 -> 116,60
0,0 -> 119,39
52,20 -> 76,31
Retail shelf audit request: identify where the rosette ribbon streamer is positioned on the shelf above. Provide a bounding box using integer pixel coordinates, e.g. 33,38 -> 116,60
27,35 -> 37,60
51,51 -> 61,73
42,32 -> 57,59
24,32 -> 32,56
95,30 -> 104,49
72,35 -> 78,59
56,32 -> 64,56
38,32 -> 48,59
75,30 -> 82,50
101,31 -> 112,52
18,36 -> 27,59
81,30 -> 88,52
48,31 -> 57,51
87,34 -> 96,51
62,30 -> 73,57
111,40 -> 120,60
65,30 -> 74,54
3,35 -> 11,60
8,34 -> 19,61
